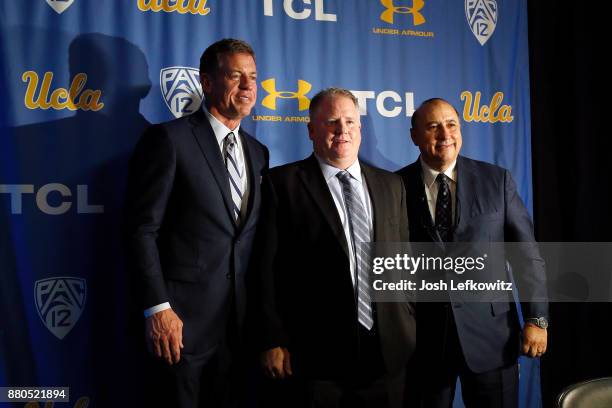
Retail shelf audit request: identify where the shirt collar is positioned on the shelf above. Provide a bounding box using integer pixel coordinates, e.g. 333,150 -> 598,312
420,156 -> 457,188
202,103 -> 241,146
315,155 -> 363,184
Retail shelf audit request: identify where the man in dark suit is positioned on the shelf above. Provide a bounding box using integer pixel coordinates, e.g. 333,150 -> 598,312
126,39 -> 268,407
256,88 -> 416,408
396,98 -> 548,407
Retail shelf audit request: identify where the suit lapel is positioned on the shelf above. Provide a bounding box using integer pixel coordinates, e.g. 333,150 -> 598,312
189,111 -> 235,224
239,129 -> 260,229
412,161 -> 443,243
298,155 -> 350,259
454,156 -> 477,237
361,163 -> 383,241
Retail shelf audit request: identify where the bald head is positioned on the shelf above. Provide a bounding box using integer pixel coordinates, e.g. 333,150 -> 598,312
410,98 -> 462,172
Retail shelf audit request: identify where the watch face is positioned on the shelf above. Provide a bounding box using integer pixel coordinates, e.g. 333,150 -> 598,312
527,318 -> 548,329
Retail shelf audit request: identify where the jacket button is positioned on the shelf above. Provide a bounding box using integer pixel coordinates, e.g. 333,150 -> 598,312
226,273 -> 232,279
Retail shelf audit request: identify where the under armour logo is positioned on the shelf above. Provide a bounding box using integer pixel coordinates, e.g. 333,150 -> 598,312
261,78 -> 312,111
380,0 -> 425,26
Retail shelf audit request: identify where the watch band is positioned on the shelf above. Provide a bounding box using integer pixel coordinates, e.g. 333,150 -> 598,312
525,317 -> 548,329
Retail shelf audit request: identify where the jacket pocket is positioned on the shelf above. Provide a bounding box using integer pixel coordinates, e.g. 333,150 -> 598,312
490,301 -> 511,316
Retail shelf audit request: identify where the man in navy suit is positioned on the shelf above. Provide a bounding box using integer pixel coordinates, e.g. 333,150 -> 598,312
396,98 -> 548,407
126,39 -> 268,407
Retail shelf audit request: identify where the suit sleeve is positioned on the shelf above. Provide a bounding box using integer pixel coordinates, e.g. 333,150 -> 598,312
125,125 -> 175,310
399,178 -> 410,243
503,170 -> 549,319
253,173 -> 290,350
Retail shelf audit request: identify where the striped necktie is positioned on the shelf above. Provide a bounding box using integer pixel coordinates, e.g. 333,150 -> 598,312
336,170 -> 374,330
224,132 -> 242,222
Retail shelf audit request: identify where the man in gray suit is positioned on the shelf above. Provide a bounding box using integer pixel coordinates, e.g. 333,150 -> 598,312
396,98 -> 548,407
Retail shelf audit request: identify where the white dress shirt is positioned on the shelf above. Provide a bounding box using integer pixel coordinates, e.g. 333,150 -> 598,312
316,155 -> 373,285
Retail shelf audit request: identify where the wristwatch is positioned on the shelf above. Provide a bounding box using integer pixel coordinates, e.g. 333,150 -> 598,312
525,317 -> 548,329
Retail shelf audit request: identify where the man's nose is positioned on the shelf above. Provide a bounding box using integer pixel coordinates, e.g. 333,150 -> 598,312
437,125 -> 452,138
239,75 -> 254,89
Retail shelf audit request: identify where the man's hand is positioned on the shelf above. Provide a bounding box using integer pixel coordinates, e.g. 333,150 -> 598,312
261,347 -> 292,379
146,308 -> 184,365
522,324 -> 547,358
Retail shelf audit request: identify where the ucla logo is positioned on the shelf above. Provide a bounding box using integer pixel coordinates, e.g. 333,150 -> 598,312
460,91 -> 513,123
380,0 -> 425,25
22,71 -> 104,111
465,0 -> 497,46
160,67 -> 203,118
46,0 -> 75,14
35,277 -> 87,340
137,0 -> 210,15
261,79 -> 312,111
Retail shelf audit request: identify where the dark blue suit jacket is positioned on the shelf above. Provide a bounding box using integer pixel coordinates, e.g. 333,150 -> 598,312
126,109 -> 268,356
397,155 -> 548,373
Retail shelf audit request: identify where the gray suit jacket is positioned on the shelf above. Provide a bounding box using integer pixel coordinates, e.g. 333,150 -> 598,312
396,155 -> 548,373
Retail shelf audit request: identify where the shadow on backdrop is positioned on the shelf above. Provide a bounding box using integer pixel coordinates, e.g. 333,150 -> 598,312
4,32 -> 151,406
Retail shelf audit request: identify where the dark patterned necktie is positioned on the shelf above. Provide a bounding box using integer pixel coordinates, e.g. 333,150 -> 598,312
435,173 -> 452,242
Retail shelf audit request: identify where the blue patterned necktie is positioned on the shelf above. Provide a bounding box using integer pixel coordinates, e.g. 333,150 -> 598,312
336,170 -> 374,330
435,173 -> 452,242
224,132 -> 242,223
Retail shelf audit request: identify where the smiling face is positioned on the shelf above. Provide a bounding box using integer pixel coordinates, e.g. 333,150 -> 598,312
411,100 -> 462,171
201,52 -> 257,129
308,95 -> 361,169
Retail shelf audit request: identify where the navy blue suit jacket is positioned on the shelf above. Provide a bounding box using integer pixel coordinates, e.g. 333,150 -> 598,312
126,109 -> 268,356
396,155 -> 548,373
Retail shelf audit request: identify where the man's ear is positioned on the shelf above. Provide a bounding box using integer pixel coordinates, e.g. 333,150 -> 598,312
307,122 -> 314,141
201,72 -> 212,94
410,128 -> 418,146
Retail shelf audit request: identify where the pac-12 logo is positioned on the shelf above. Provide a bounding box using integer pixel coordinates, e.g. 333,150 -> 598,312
160,67 -> 203,118
465,0 -> 497,45
35,277 -> 87,340
46,0 -> 75,14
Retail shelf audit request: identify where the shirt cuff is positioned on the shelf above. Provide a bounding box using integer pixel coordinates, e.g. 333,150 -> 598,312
144,302 -> 171,318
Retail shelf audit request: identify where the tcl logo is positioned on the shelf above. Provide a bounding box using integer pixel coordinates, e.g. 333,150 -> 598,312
1,184 -> 104,215
263,0 -> 337,22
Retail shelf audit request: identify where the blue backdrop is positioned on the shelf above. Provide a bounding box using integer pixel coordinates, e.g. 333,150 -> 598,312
0,1 -> 538,406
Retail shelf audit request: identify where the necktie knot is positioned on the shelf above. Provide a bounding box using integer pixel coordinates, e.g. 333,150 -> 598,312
436,172 -> 448,185
224,132 -> 237,152
336,170 -> 351,185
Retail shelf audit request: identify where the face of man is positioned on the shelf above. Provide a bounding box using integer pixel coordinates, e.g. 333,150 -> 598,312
411,100 -> 462,171
308,95 -> 362,169
201,52 -> 257,128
